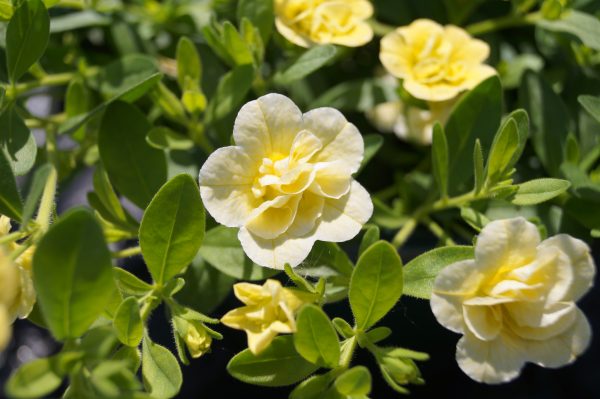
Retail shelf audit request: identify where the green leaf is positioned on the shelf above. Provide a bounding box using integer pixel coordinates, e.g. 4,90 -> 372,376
486,118 -> 519,184
359,134 -> 383,173
95,54 -> 159,100
64,78 -> 90,141
98,101 -> 167,209
114,267 -> 153,297
0,106 -> 37,176
579,95 -> 600,124
6,0 -> 50,82
142,337 -> 182,399
237,0 -> 273,42
473,139 -> 484,194
520,71 -> 569,176
146,127 -> 194,150
0,150 -> 22,220
49,10 -> 109,33
537,10 -> 600,51
5,356 -> 63,399
277,45 -> 337,85
334,366 -> 371,396
206,64 -> 254,122
445,76 -> 502,195
222,21 -> 254,66
113,297 -> 143,347
176,37 -> 202,89
431,123 -> 448,198
227,335 -> 319,387
332,317 -> 354,339
33,209 -> 115,339
290,373 -> 335,399
460,207 -> 490,232
511,178 -> 571,205
349,241 -> 403,330
59,73 -> 162,136
294,304 -> 340,368
359,225 -> 380,257
140,174 -> 205,284
21,164 -> 54,226
198,226 -> 278,280
403,246 -> 474,299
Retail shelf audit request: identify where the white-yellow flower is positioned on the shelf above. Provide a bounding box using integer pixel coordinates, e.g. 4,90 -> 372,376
275,0 -> 374,48
367,100 -> 455,145
221,279 -> 312,354
0,247 -> 19,351
431,217 -> 595,384
199,93 -> 373,269
380,19 -> 496,101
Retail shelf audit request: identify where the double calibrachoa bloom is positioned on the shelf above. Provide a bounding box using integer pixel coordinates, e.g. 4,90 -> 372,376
199,93 -> 373,270
431,218 -> 595,383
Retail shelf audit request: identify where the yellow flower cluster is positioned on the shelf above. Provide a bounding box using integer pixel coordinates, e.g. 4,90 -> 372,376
431,218 -> 595,383
221,279 -> 313,354
0,217 -> 36,351
274,0 -> 374,48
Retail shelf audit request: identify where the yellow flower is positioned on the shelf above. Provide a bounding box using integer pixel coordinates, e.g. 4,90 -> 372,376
275,0 -> 373,48
221,279 -> 312,354
431,217 -> 595,384
380,19 -> 496,101
181,320 -> 212,359
0,216 -> 36,320
367,99 -> 455,145
0,306 -> 10,351
0,247 -> 19,351
199,93 -> 373,269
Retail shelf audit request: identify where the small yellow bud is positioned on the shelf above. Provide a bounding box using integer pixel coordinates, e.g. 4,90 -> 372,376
183,320 -> 212,359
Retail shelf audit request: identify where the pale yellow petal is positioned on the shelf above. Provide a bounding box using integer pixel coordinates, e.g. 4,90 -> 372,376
309,162 -> 352,199
286,192 -> 325,237
233,93 -> 304,157
475,217 -> 541,273
431,260 -> 481,334
245,195 -> 301,239
246,328 -> 279,355
330,22 -> 373,47
238,227 -> 316,269
314,180 -> 373,243
0,307 -> 11,351
538,234 -> 596,302
233,282 -> 271,306
275,18 -> 313,48
456,332 -> 526,384
0,216 -> 10,235
506,302 -> 576,340
461,64 -> 497,91
199,146 -> 260,227
379,30 -> 413,79
463,305 -> 503,341
402,80 -> 462,102
303,107 -> 364,173
525,309 -> 591,368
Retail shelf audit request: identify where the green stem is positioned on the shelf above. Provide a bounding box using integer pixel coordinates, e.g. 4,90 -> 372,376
35,166 -> 58,234
0,231 -> 27,245
6,67 -> 99,98
423,216 -> 456,246
466,11 -> 542,36
111,246 -> 142,258
391,217 -> 418,248
369,19 -> 395,36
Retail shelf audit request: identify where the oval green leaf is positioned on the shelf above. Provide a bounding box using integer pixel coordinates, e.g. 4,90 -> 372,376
142,338 -> 182,399
113,297 -> 143,347
0,150 -> 22,220
349,241 -> 403,330
334,366 -> 371,396
403,246 -> 474,299
277,45 -> 337,85
227,335 -> 318,387
139,174 -> 205,284
511,178 -> 571,205
33,209 -> 115,340
0,106 -> 37,176
5,356 -> 63,399
294,304 -> 340,368
98,101 -> 167,209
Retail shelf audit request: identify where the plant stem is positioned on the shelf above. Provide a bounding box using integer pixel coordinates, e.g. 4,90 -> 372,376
0,231 -> 27,245
466,11 -> 542,36
35,166 -> 58,234
423,216 -> 456,246
369,19 -> 395,36
6,67 -> 99,98
391,217 -> 418,248
111,246 -> 142,258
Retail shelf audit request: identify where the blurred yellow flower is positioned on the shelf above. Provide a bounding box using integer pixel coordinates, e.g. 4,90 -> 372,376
367,99 -> 455,145
221,279 -> 312,354
0,216 -> 36,321
431,217 -> 595,384
275,0 -> 373,47
199,93 -> 373,269
0,247 -> 19,351
380,19 -> 496,101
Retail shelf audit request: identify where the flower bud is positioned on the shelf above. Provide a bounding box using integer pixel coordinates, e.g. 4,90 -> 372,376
173,316 -> 212,359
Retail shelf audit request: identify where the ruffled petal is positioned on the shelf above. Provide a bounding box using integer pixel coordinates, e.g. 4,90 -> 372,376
463,304 -> 503,341
313,180 -> 372,243
238,227 -> 316,269
245,195 -> 301,239
199,146 -> 260,227
233,93 -> 303,158
0,307 -> 11,351
286,192 -> 325,237
506,302 -> 576,340
330,22 -> 373,47
456,332 -> 526,384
